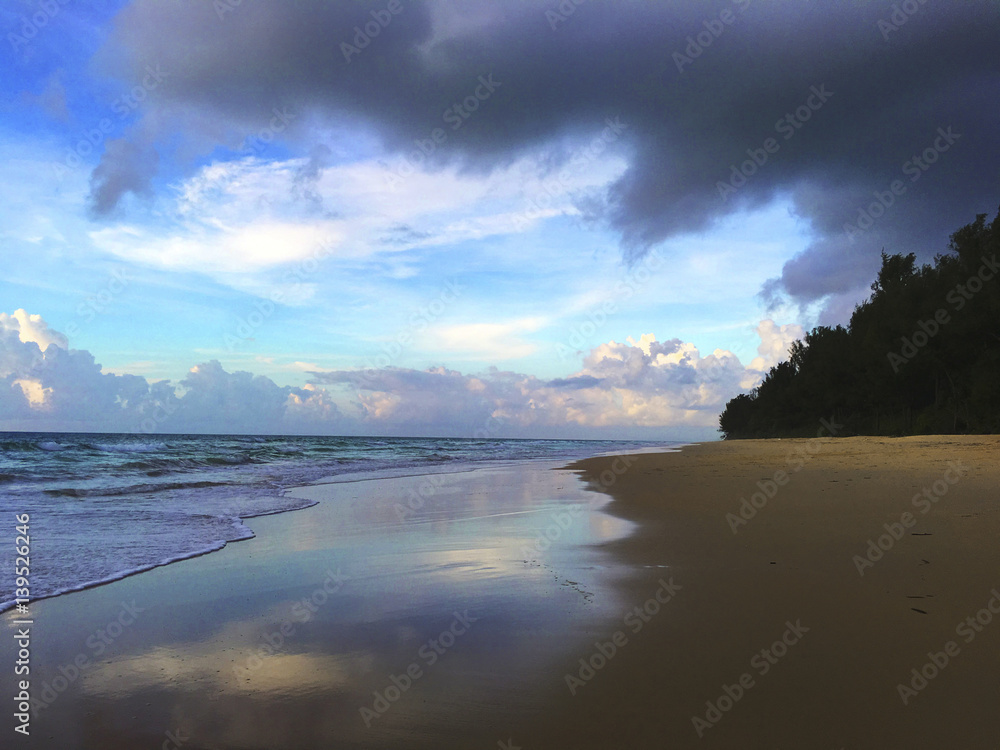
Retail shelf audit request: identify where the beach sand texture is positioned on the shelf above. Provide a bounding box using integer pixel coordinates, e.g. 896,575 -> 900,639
4,435 -> 1000,748
543,435 -> 1000,749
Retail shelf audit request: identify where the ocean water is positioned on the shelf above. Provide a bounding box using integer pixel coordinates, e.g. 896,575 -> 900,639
0,432 -> 670,612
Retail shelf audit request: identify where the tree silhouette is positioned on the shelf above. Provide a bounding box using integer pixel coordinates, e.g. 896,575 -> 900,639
719,206 -> 1000,438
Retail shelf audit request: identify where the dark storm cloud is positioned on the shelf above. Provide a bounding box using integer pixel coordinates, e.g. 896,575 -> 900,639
88,138 -> 159,216
94,0 -> 1000,315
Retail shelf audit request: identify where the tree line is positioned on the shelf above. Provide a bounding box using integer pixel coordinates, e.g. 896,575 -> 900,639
720,207 -> 1000,439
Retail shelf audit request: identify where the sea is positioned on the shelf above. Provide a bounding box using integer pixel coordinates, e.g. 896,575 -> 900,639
0,432 -> 672,612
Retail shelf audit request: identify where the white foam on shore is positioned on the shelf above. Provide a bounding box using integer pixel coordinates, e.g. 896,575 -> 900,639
0,504 -> 319,615
0,434 -> 677,613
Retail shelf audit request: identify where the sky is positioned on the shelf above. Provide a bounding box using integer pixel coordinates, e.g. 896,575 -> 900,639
1,0 -> 997,440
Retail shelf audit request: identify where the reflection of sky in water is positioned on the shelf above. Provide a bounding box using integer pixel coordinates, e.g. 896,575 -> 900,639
6,462 -> 643,749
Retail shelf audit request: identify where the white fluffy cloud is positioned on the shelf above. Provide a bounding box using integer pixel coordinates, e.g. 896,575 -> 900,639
317,325 -> 794,434
0,312 -> 339,434
0,311 -> 168,429
171,360 -> 341,434
0,312 -> 793,437
745,319 -> 806,387
0,309 -> 68,352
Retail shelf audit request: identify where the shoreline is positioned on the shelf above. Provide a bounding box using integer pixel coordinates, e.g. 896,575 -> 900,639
1,443 -> 675,615
5,436 -> 998,747
2,457 -> 644,749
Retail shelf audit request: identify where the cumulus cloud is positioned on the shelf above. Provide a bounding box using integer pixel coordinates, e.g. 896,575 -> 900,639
0,312 -> 795,437
171,360 -> 343,434
0,312 -> 168,429
317,331 -> 776,435
0,309 -> 69,352
746,319 -> 805,379
0,310 -> 802,437
91,0 -> 1000,319
0,312 -> 339,434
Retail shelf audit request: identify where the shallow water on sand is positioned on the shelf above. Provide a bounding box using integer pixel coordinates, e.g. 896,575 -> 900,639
1,460 -> 652,749
0,432 -> 667,611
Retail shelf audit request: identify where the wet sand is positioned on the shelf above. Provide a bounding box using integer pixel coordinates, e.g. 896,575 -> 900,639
2,461 -> 640,749
5,437 -> 1000,748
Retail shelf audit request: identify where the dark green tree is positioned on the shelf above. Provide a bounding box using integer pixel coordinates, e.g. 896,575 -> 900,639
719,206 -> 1000,438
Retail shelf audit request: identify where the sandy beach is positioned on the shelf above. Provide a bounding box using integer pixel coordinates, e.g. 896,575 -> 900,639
5,436 -> 1000,748
536,435 -> 1000,748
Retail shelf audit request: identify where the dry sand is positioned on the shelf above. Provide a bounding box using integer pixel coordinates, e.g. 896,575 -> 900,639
521,435 -> 1000,748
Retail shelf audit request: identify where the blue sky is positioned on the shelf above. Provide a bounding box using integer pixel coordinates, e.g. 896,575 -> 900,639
1,1 -> 995,438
